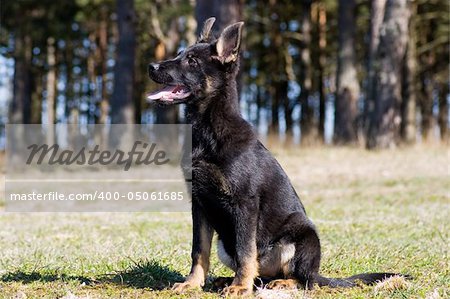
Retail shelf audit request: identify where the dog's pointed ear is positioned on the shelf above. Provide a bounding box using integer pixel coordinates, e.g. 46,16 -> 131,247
197,17 -> 216,43
215,22 -> 244,64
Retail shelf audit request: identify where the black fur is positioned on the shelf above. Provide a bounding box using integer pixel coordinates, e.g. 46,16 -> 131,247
147,18 -> 406,295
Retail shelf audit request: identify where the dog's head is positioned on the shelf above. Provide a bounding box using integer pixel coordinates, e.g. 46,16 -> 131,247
147,17 -> 244,105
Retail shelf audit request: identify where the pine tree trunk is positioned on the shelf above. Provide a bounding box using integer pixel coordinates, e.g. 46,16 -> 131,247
438,82 -> 449,143
400,2 -> 417,144
98,6 -> 109,125
65,40 -> 76,124
10,32 -> 32,124
269,85 -> 280,134
46,37 -> 56,127
87,32 -> 97,124
365,0 -> 386,133
195,0 -> 216,33
334,0 -> 360,145
196,0 -> 242,32
367,0 -> 411,149
316,3 -> 327,143
215,0 -> 242,31
110,0 -> 135,124
419,69 -> 434,142
31,73 -> 42,124
418,12 -> 438,143
45,37 -> 57,145
299,0 -> 315,145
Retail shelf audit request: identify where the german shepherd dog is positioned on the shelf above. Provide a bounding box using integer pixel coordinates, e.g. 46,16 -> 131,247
147,18 -> 403,297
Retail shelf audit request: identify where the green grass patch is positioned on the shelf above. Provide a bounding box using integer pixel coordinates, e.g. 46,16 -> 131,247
0,147 -> 448,298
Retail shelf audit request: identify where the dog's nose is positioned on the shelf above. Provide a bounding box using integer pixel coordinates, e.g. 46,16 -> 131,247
148,63 -> 160,77
149,63 -> 159,71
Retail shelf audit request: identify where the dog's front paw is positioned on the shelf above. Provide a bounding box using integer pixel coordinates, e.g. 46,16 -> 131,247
221,285 -> 252,297
172,281 -> 201,293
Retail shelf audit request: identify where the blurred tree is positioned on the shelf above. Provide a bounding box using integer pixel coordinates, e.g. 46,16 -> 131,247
46,37 -> 56,127
415,0 -> 449,143
298,0 -> 314,144
110,0 -> 136,124
400,1 -> 417,144
3,3 -> 36,124
312,2 -> 327,142
10,29 -> 32,124
438,82 -> 449,142
196,0 -> 243,33
334,0 -> 360,145
367,0 -> 411,149
365,0 -> 386,135
0,0 -> 448,147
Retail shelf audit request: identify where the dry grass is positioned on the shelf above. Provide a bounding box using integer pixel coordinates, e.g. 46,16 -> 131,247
374,275 -> 410,293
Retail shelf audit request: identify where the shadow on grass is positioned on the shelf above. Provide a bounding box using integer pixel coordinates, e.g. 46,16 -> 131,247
0,271 -> 94,285
105,259 -> 184,290
0,260 -> 183,291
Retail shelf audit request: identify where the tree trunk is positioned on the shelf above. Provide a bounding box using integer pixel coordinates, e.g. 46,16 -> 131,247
65,40 -> 75,124
279,80 -> 290,133
269,85 -> 280,134
400,2 -> 417,144
110,0 -> 136,124
299,0 -> 315,145
31,72 -> 42,124
419,69 -> 434,142
367,0 -> 411,149
216,0 -> 242,31
334,0 -> 360,145
365,0 -> 386,133
98,6 -> 109,124
46,37 -> 57,144
46,37 -> 56,126
10,32 -> 32,124
195,0 -> 216,34
418,15 -> 437,143
196,0 -> 242,33
316,2 -> 327,142
87,32 -> 97,124
438,82 -> 448,143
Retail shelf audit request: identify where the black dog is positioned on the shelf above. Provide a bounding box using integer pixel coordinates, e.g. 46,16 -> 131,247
147,17 -> 402,297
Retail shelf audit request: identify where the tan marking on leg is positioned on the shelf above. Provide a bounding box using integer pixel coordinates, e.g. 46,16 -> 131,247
172,225 -> 212,293
189,224 -> 212,284
222,243 -> 258,297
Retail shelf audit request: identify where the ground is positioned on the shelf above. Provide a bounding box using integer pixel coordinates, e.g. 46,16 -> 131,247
0,146 -> 448,298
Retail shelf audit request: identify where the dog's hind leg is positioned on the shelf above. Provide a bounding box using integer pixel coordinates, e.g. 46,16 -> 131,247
269,212 -> 322,290
172,203 -> 214,293
266,278 -> 300,290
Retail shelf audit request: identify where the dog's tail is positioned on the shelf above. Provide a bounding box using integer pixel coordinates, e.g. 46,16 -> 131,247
314,272 -> 409,288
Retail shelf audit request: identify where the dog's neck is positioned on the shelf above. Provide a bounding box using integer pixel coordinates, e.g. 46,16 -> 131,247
185,76 -> 241,123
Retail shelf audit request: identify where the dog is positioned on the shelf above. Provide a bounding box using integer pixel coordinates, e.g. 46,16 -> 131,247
147,17 -> 403,297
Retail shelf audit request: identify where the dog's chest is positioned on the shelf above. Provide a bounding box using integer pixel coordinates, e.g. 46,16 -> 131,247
191,154 -> 231,198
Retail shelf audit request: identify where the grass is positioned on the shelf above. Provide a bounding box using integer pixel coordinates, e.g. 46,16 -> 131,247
0,146 -> 448,298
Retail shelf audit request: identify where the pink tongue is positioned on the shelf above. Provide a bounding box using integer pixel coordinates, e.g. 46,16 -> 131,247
147,86 -> 177,100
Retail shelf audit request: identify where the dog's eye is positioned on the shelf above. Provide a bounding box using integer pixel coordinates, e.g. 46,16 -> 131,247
188,57 -> 197,67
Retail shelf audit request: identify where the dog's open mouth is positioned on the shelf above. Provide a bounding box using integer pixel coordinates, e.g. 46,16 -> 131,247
147,85 -> 191,102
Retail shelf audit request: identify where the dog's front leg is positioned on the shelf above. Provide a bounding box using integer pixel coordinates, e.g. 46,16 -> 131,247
172,202 -> 213,293
222,208 -> 258,297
